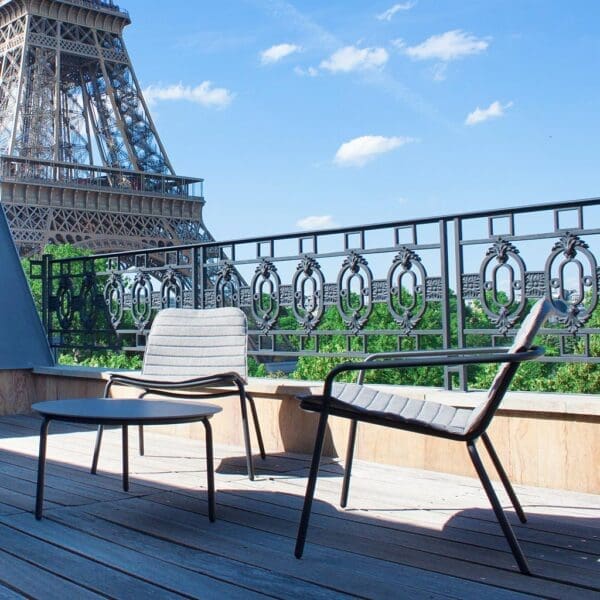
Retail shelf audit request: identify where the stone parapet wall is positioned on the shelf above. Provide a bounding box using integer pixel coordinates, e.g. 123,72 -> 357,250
19,366 -> 600,494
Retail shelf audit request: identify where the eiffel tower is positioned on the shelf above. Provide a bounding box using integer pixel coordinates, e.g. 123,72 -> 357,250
0,0 -> 212,256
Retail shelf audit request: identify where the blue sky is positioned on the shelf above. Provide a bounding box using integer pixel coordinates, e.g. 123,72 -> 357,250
122,0 -> 600,242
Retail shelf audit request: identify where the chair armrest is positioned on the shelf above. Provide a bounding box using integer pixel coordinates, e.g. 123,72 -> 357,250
362,347 -> 509,362
323,346 -> 544,396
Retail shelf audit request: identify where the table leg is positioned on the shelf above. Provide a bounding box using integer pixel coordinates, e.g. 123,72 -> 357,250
203,418 -> 216,522
91,424 -> 104,474
35,417 -> 51,520
122,425 -> 129,492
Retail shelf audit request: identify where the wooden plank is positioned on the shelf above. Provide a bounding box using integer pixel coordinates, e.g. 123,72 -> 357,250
0,414 -> 596,598
2,512 -> 271,600
0,547 -> 103,599
197,485 -> 600,571
0,582 -> 27,600
141,488 -> 599,597
217,470 -> 600,576
78,496 -> 559,600
0,460 -> 134,503
0,522 -> 184,598
0,448 -> 162,496
36,508 -> 351,600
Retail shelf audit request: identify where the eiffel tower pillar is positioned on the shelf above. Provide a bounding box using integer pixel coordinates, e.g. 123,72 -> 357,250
0,0 -> 213,256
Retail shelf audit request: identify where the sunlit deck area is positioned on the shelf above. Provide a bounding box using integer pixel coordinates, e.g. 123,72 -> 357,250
0,414 -> 597,599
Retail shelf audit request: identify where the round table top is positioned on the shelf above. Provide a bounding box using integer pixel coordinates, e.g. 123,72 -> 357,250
32,398 -> 222,425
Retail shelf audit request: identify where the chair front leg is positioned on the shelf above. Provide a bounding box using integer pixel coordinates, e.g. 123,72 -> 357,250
245,392 -> 266,460
340,419 -> 358,508
202,418 -> 216,522
295,410 -> 330,559
238,387 -> 255,481
481,432 -> 526,523
467,440 -> 531,575
35,417 -> 51,520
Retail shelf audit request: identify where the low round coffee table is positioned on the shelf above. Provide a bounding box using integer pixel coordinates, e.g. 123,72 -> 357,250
32,398 -> 222,521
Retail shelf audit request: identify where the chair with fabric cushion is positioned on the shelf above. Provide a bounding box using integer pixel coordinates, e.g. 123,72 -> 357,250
91,307 -> 265,480
294,298 -> 563,574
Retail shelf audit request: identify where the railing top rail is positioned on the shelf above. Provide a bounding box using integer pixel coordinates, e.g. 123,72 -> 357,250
39,195 -> 600,264
0,155 -> 204,184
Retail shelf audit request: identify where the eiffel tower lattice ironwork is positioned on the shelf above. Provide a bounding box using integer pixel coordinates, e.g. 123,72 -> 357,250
0,0 -> 213,256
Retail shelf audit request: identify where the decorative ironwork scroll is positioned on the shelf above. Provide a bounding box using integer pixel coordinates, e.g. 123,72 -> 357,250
251,259 -> 281,332
160,268 -> 184,309
130,271 -> 153,330
56,275 -> 74,330
79,272 -> 98,331
387,248 -> 427,334
545,233 -> 598,333
337,251 -> 373,334
292,256 -> 324,332
103,272 -> 125,328
215,262 -> 242,308
479,239 -> 527,334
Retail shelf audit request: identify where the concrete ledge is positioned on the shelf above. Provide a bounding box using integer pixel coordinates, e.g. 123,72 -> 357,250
28,366 -> 600,493
32,366 -> 600,418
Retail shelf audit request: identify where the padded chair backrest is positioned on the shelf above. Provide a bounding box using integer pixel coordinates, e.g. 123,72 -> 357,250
465,298 -> 564,436
142,307 -> 248,380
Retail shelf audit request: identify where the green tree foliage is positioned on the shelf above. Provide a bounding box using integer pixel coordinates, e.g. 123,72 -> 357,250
291,299 -> 448,386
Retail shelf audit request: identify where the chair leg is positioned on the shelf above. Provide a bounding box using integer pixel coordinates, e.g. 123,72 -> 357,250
35,417 -> 51,520
202,418 -> 216,522
138,425 -> 145,456
295,411 -> 330,559
239,390 -> 255,481
340,419 -> 358,508
246,392 -> 266,460
481,432 -> 526,523
467,440 -> 531,575
91,424 -> 104,474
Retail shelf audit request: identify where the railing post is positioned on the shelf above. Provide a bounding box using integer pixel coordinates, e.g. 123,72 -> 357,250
41,252 -> 51,346
196,245 -> 203,309
453,217 -> 468,391
439,219 -> 452,390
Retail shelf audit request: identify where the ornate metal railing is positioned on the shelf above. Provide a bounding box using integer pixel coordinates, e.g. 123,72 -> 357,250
1,156 -> 203,199
33,196 -> 600,389
60,0 -> 129,17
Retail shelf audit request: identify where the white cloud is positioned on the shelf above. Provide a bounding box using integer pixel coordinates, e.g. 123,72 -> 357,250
391,38 -> 406,50
260,43 -> 301,65
334,135 -> 415,167
297,215 -> 336,230
294,66 -> 319,77
465,101 -> 513,126
377,2 -> 416,22
431,63 -> 447,81
320,45 -> 389,73
405,30 -> 489,61
143,82 -> 233,109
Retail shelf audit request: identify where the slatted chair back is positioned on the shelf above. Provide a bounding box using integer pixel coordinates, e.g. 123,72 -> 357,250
142,307 -> 248,380
464,298 -> 560,437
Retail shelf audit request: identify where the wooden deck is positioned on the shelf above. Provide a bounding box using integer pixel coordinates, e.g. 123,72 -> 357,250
0,414 -> 597,599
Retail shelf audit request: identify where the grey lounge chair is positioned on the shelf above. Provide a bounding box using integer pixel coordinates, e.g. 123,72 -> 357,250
91,307 -> 265,480
295,298 -> 562,574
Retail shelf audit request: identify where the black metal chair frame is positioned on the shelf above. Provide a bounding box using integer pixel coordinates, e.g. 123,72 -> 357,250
294,345 -> 545,575
91,371 -> 266,480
